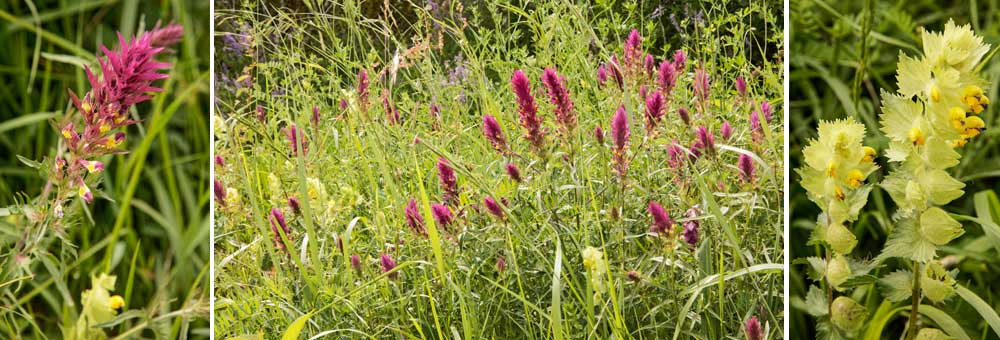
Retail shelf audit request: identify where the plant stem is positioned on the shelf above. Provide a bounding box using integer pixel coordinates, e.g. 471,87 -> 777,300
906,261 -> 922,340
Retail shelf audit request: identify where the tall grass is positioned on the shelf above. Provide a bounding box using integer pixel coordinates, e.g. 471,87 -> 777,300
0,0 -> 210,338
213,0 -> 783,339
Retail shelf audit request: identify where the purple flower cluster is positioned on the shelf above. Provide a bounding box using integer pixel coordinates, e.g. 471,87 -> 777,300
511,70 -> 546,153
482,114 -> 508,155
647,201 -> 672,235
644,91 -> 665,136
270,208 -> 291,251
437,158 -> 459,205
405,199 -> 427,237
541,68 -> 576,136
610,105 -> 631,178
57,24 -> 182,206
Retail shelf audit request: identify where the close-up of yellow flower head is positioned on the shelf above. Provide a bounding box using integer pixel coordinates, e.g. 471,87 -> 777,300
799,118 -> 879,225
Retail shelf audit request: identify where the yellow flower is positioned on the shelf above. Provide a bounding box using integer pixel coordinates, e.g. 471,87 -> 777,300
846,169 -> 864,188
908,127 -> 925,145
109,295 -> 125,310
862,147 -> 876,162
962,86 -> 989,113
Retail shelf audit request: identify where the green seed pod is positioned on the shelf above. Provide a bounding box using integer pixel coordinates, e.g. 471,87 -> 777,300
919,207 -> 964,245
922,261 -> 956,303
830,296 -> 868,333
915,328 -> 953,340
826,223 -> 858,254
827,254 -> 852,291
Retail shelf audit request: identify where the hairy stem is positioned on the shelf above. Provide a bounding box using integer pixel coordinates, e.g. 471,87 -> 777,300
906,261 -> 922,340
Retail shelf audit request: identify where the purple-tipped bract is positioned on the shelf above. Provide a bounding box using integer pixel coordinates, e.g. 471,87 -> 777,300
541,67 -> 576,135
511,69 -> 546,152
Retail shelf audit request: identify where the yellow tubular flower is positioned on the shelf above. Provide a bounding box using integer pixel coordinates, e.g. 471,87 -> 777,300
847,169 -> 864,188
862,146 -> 876,162
951,137 -> 969,148
963,86 -> 989,113
834,186 -> 846,200
949,107 -> 967,130
908,127 -> 926,145
930,85 -> 942,102
109,295 -> 125,310
825,161 -> 838,177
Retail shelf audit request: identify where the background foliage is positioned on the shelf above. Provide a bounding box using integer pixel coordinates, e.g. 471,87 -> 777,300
790,0 -> 1000,338
0,0 -> 210,338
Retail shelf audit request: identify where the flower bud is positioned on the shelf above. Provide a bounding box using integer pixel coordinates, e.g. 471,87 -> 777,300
915,328 -> 951,340
830,296 -> 867,333
919,207 -> 964,245
826,222 -> 857,254
826,254 -> 851,291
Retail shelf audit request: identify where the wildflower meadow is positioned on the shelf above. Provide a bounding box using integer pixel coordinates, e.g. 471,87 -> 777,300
212,0 -> 784,339
0,0 -> 210,338
790,2 -> 1000,339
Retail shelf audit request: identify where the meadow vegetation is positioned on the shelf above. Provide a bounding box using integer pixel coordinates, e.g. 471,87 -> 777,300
213,0 -> 784,338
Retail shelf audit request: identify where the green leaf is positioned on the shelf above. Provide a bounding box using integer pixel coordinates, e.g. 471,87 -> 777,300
281,311 -> 316,340
0,112 -> 56,134
955,285 -> 1000,338
93,310 -> 146,328
879,270 -> 913,302
915,305 -> 972,340
803,285 -> 830,317
16,155 -> 42,169
877,217 -> 937,263
549,241 -> 563,340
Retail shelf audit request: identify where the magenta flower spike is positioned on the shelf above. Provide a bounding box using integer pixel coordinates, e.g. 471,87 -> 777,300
735,76 -> 747,97
721,121 -> 733,141
750,110 -> 763,144
339,98 -> 348,110
483,197 -> 504,219
511,69 -> 546,153
357,69 -> 370,111
610,56 -> 625,90
256,105 -> 266,122
405,198 -> 427,237
745,316 -> 763,340
269,208 -> 291,250
430,203 -> 454,230
644,54 -> 655,76
285,124 -> 308,156
594,125 -> 605,145
760,100 -> 774,122
496,256 -> 506,272
380,253 -> 398,279
215,155 -> 225,168
596,64 -> 608,88
677,107 -> 690,125
738,154 -> 755,184
288,196 -> 301,215
695,126 -> 715,156
437,158 -> 459,205
624,29 -> 642,70
541,67 -> 576,135
311,105 -> 321,126
214,179 -> 226,206
628,270 -> 641,282
351,255 -> 362,272
482,114 -> 508,155
644,90 -> 665,136
658,60 -> 677,96
672,50 -> 687,71
382,94 -> 400,125
610,104 -> 630,178
683,207 -> 700,247
505,162 -> 522,182
666,141 -> 685,169
647,201 -> 672,235
693,64 -> 710,103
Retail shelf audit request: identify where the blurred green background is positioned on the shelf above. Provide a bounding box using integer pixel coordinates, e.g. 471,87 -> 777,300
790,0 -> 1000,338
0,0 -> 209,338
